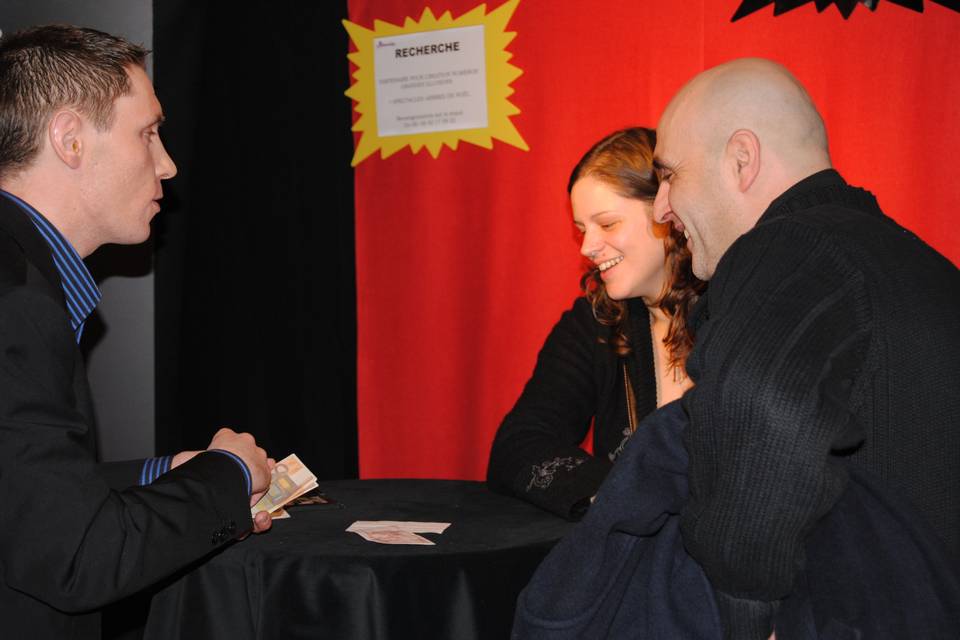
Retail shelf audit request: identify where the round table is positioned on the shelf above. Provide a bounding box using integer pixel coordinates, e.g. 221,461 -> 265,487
144,479 -> 572,639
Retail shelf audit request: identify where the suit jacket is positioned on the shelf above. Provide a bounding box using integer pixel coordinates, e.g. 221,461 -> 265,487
0,195 -> 252,639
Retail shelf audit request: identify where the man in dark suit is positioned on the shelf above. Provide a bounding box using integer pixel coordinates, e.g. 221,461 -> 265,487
0,25 -> 276,638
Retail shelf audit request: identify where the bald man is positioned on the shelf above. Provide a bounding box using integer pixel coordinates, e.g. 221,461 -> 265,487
653,59 -> 960,638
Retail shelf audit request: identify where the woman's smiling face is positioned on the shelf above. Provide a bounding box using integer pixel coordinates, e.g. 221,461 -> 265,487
571,175 -> 669,305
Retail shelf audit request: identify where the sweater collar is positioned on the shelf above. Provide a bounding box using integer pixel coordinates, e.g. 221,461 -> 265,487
757,168 -> 881,226
687,169 -> 880,336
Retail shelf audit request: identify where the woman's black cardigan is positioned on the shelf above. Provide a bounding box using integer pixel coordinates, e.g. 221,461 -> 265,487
487,296 -> 657,519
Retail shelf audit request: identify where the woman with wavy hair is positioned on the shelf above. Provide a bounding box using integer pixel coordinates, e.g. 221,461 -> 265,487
487,127 -> 705,519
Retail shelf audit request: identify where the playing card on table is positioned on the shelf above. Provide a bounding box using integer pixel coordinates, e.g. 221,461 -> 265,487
346,520 -> 452,545
250,454 -> 317,516
349,521 -> 451,534
351,528 -> 435,545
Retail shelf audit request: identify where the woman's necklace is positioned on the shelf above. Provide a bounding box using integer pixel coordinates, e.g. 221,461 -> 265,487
649,311 -> 687,407
649,312 -> 662,407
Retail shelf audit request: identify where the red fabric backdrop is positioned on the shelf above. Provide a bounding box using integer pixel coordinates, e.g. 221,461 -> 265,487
348,0 -> 960,480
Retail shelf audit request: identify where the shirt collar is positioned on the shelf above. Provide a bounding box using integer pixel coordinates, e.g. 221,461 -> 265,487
0,190 -> 101,343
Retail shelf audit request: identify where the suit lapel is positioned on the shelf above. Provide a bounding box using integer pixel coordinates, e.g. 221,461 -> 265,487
0,195 -> 68,311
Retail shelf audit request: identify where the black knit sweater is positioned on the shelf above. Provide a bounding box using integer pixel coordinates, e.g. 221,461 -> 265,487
681,170 -> 960,639
486,296 -> 658,519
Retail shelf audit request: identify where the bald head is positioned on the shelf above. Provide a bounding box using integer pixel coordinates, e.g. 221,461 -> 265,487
652,58 -> 832,280
662,58 -> 831,194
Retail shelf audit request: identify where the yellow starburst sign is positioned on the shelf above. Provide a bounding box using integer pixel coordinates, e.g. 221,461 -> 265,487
343,0 -> 527,166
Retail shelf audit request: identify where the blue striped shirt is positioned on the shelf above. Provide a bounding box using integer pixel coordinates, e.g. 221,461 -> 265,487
1,191 -> 253,495
0,190 -> 177,485
0,190 -> 100,343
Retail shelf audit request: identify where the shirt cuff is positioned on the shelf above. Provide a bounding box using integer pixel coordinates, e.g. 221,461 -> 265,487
206,449 -> 253,495
139,455 -> 173,485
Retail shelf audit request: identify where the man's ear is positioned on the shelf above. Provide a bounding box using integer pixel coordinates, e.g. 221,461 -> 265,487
48,110 -> 84,170
726,129 -> 760,193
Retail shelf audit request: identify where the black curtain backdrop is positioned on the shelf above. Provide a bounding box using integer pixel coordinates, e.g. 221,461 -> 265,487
153,0 -> 357,481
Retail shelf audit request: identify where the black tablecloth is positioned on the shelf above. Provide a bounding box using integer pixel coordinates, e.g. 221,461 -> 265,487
143,479 -> 572,640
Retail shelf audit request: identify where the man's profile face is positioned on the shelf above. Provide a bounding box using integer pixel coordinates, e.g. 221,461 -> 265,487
652,115 -> 728,281
80,65 -> 176,249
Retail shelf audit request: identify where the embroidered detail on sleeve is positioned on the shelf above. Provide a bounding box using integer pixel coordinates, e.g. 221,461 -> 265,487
608,426 -> 633,462
526,456 -> 586,491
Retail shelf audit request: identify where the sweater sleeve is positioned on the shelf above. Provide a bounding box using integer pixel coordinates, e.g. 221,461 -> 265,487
487,297 -> 612,519
679,219 -> 873,639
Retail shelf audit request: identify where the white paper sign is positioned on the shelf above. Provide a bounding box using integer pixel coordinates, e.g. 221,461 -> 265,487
374,25 -> 487,137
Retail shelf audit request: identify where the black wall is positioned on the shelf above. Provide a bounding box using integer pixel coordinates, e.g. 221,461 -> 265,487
153,0 -> 358,480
